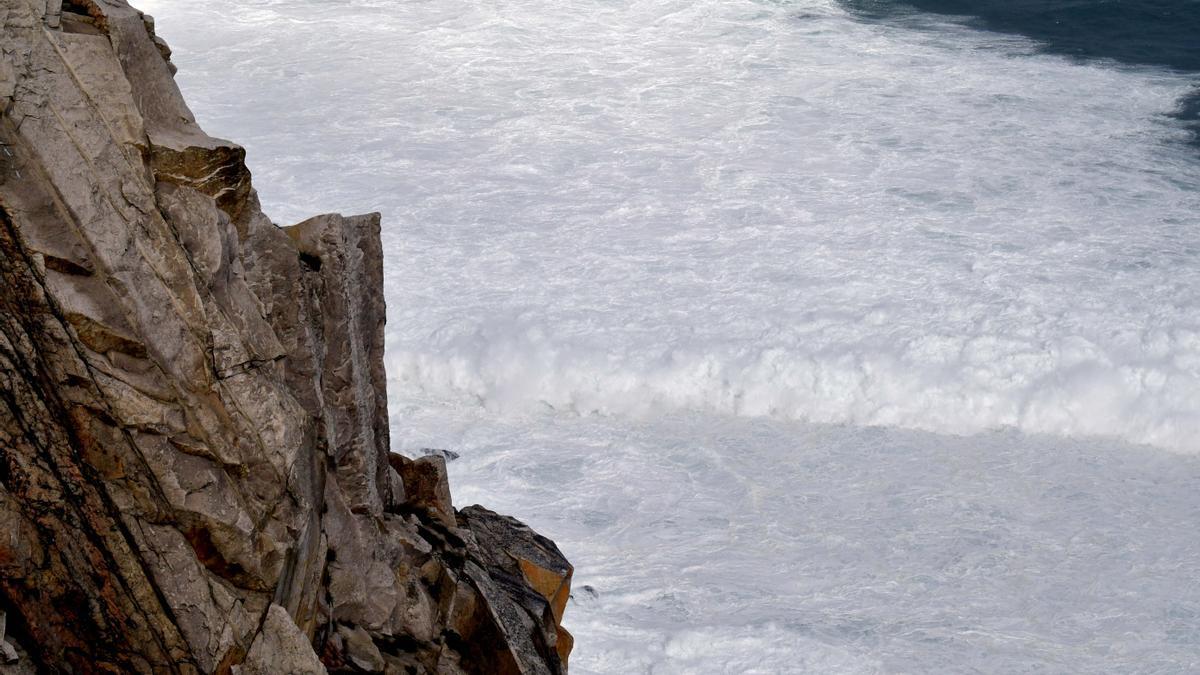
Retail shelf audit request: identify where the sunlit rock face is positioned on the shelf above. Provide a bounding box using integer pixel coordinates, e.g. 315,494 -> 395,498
0,1 -> 570,672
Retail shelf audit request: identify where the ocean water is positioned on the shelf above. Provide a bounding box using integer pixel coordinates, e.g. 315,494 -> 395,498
843,0 -> 1200,144
139,0 -> 1200,672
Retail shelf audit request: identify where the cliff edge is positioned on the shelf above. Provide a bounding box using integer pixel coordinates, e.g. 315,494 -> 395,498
0,1 -> 571,672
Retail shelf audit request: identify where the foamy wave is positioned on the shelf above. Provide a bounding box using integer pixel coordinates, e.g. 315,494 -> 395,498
149,0 -> 1200,456
387,319 -> 1200,452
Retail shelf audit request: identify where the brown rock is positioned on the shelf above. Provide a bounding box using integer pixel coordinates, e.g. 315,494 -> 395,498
390,452 -> 456,527
0,1 -> 570,673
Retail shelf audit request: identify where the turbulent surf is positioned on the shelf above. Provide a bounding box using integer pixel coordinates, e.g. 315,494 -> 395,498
143,0 -> 1200,671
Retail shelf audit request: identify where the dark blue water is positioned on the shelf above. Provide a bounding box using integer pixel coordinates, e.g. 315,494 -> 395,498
842,0 -> 1200,146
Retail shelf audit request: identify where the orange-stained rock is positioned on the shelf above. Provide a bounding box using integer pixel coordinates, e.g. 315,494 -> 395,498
459,505 -> 574,673
519,557 -> 573,624
556,626 -> 574,669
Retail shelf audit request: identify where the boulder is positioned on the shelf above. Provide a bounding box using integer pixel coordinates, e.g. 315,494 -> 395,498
459,506 -> 575,671
390,453 -> 456,527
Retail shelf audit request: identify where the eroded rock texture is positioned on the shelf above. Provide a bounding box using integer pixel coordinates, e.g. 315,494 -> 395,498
0,1 -> 571,672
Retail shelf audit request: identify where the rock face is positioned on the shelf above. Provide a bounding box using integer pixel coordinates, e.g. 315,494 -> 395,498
0,1 -> 571,673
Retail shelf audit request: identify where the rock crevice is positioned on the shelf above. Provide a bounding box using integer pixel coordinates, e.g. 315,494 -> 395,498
0,1 -> 570,672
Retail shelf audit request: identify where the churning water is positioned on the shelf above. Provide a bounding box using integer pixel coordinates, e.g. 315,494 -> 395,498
142,0 -> 1200,671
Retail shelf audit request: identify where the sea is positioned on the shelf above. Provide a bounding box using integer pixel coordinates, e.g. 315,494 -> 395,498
139,0 -> 1200,672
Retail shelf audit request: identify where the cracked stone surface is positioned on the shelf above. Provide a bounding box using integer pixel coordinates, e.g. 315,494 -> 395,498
0,1 -> 571,672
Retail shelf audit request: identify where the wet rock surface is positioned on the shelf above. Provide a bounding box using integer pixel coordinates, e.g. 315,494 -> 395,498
0,1 -> 570,672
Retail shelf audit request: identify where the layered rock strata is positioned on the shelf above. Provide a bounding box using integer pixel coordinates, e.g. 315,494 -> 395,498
0,0 -> 571,672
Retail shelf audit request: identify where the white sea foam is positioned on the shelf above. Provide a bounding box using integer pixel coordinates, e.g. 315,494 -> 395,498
142,0 -> 1200,670
390,405 -> 1200,673
142,0 -> 1200,452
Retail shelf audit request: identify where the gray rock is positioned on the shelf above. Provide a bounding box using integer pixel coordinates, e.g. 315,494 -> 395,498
0,643 -> 17,668
421,447 -> 461,462
0,610 -> 14,665
336,623 -> 385,673
236,604 -> 328,675
43,0 -> 62,29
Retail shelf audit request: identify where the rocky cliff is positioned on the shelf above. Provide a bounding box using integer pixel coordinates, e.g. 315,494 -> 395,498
0,1 -> 571,672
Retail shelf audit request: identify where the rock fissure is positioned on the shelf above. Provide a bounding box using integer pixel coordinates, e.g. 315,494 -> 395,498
0,210 -> 180,520
0,234 -> 197,673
